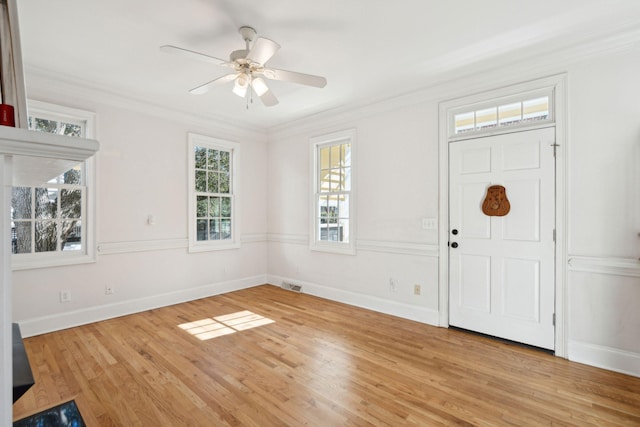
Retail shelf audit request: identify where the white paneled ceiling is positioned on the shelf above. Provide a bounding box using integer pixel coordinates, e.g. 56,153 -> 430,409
16,0 -> 640,130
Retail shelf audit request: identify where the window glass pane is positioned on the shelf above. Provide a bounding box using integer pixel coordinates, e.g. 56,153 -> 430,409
195,146 -> 207,169
475,107 -> 497,130
320,147 -> 330,170
48,164 -> 83,185
29,117 -> 58,133
343,167 -> 351,191
523,96 -> 549,121
35,221 -> 57,252
219,151 -> 230,173
209,197 -> 220,217
207,149 -> 219,170
498,102 -> 522,125
330,145 -> 341,168
196,219 -> 208,241
35,188 -> 57,219
319,195 -> 328,221
61,189 -> 82,219
319,223 -> 329,241
207,172 -> 219,193
11,187 -> 31,219
338,195 -> 349,219
454,112 -> 475,134
197,196 -> 208,217
219,173 -> 230,193
338,219 -> 349,243
327,195 -> 338,224
62,221 -> 81,251
195,170 -> 206,192
12,222 -> 31,254
330,168 -> 341,191
220,219 -> 231,240
319,170 -> 331,192
220,197 -> 231,217
209,219 -> 220,240
341,144 -> 351,167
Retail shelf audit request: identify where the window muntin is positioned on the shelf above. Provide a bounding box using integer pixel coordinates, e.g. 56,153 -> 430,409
188,134 -> 239,252
452,93 -> 551,136
310,129 -> 356,254
11,101 -> 95,268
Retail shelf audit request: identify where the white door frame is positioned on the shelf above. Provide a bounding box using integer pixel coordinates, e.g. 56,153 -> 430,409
437,74 -> 568,357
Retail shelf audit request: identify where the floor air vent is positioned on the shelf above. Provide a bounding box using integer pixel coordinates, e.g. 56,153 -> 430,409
281,282 -> 302,293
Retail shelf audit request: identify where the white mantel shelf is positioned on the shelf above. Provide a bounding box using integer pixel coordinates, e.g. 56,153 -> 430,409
0,125 -> 99,185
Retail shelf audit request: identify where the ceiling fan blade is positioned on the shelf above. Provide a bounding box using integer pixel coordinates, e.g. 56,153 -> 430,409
264,68 -> 327,88
160,45 -> 229,66
258,87 -> 279,107
189,74 -> 238,95
246,37 -> 280,65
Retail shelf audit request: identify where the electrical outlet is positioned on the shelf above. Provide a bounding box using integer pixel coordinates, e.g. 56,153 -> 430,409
60,290 -> 72,303
413,284 -> 421,295
389,278 -> 397,292
105,284 -> 114,295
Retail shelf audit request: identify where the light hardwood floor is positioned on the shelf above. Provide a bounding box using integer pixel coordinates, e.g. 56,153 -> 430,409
13,285 -> 640,426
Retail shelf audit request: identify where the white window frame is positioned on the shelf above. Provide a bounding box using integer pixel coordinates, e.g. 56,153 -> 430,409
188,133 -> 240,252
12,100 -> 97,270
309,129 -> 356,255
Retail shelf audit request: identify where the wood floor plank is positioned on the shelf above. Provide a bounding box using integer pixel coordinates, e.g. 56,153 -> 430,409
13,285 -> 640,426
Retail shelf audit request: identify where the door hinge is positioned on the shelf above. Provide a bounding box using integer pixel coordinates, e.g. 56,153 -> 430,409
552,313 -> 556,326
551,142 -> 559,157
553,229 -> 556,242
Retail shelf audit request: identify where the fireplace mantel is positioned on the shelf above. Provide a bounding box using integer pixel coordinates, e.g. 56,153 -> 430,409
0,125 -> 99,185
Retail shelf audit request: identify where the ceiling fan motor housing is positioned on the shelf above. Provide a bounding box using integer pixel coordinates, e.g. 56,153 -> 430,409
230,49 -> 249,62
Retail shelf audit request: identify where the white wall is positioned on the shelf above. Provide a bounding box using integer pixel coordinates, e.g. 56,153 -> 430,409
565,51 -> 640,375
12,74 -> 269,336
267,48 -> 640,376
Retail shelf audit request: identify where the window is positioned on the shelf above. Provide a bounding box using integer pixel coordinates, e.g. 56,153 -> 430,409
188,133 -> 239,252
451,90 -> 552,137
12,100 -> 96,269
310,129 -> 356,254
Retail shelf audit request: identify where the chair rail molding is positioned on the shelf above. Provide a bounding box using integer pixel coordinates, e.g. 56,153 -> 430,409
568,256 -> 640,278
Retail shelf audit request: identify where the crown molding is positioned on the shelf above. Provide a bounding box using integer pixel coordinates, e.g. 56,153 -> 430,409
23,65 -> 267,142
267,24 -> 640,141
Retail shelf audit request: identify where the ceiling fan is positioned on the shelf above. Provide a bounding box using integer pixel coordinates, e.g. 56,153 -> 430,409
160,26 -> 327,107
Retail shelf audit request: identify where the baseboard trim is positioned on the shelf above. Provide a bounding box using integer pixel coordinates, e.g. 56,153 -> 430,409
266,274 -> 440,326
17,275 -> 268,338
568,340 -> 640,378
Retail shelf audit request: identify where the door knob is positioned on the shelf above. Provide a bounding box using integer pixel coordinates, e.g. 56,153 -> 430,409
452,229 -> 458,235
451,242 -> 458,248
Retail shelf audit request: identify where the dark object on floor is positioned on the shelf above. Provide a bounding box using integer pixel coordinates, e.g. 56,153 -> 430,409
12,323 -> 34,403
13,400 -> 85,427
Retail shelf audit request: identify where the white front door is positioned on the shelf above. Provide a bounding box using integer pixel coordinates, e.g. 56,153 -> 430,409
449,127 -> 555,350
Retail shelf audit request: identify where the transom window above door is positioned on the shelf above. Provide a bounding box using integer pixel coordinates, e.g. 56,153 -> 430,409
449,89 -> 553,139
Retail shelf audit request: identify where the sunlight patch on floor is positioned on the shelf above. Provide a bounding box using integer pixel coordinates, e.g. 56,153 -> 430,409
178,310 -> 275,340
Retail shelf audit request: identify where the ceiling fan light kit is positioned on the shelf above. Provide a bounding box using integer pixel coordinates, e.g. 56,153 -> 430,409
161,26 -> 327,108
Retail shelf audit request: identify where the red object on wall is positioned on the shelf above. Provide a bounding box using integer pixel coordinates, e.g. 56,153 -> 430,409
0,104 -> 15,127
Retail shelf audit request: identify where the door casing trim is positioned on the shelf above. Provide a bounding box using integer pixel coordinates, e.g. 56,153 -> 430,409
437,74 -> 568,357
